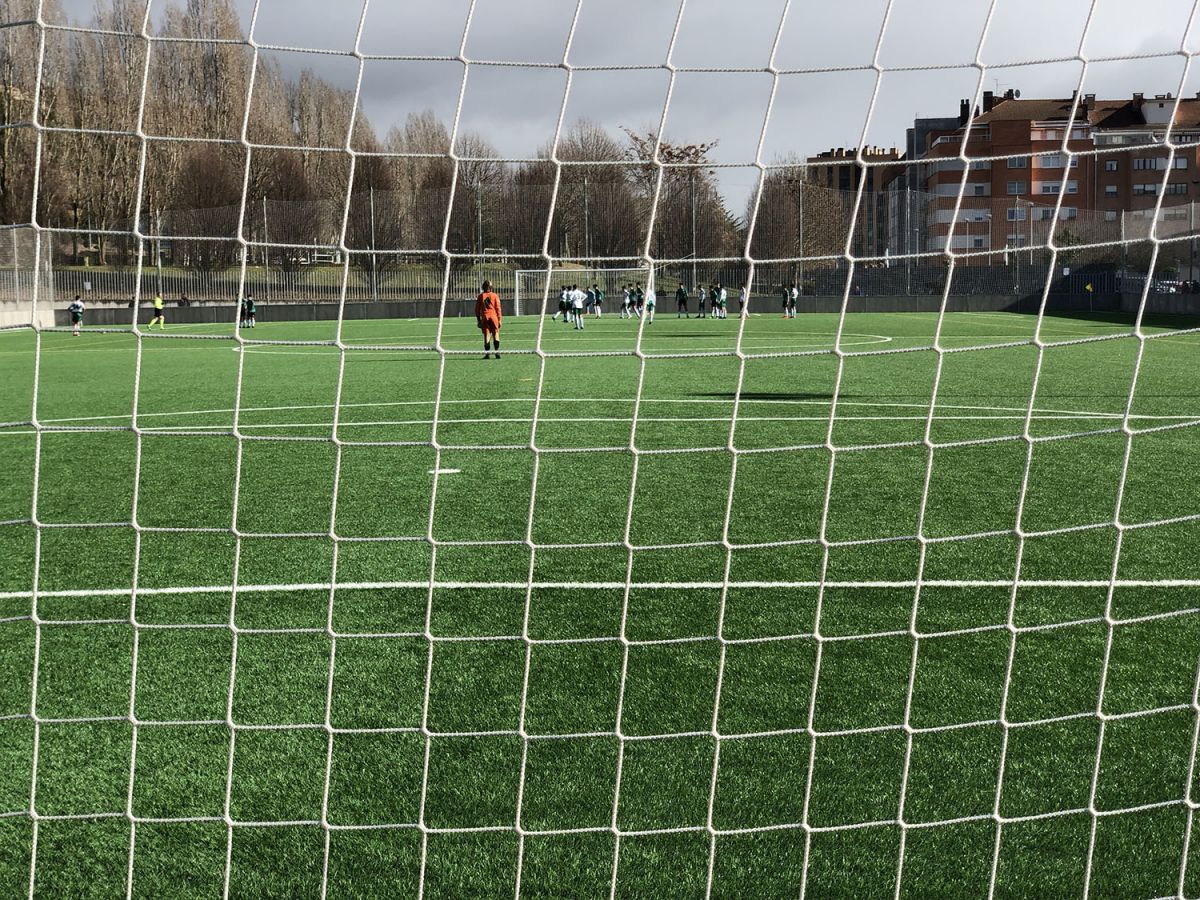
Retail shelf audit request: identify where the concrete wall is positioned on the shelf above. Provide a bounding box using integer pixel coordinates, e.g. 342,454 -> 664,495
1119,291 -> 1200,316
48,298 -> 515,327
769,293 -> 1124,315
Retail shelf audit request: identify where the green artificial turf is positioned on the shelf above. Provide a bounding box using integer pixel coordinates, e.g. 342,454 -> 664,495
1,308 -> 1199,897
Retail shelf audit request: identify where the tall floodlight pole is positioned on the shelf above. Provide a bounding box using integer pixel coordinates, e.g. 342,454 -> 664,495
1028,200 -> 1034,266
155,208 -> 163,297
370,186 -> 378,303
262,196 -> 271,304
476,182 -> 484,264
1191,185 -> 1199,282
798,176 -> 804,295
583,174 -> 591,267
690,169 -> 698,290
782,169 -> 805,294
905,187 -> 911,296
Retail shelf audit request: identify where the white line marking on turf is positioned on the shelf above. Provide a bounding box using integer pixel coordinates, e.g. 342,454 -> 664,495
28,396 -> 1200,427
32,413 -> 1186,436
3,578 -> 1200,601
429,468 -> 461,475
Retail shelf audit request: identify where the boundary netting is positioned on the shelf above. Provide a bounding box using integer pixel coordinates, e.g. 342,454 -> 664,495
5,0 -> 1200,896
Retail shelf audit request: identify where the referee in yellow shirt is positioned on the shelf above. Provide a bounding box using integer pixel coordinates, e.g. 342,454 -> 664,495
148,294 -> 165,330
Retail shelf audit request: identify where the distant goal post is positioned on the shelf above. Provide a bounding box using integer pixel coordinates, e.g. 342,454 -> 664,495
513,266 -> 673,316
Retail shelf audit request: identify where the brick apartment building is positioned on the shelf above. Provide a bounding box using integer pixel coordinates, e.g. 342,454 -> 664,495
805,146 -> 902,258
913,89 -> 1200,260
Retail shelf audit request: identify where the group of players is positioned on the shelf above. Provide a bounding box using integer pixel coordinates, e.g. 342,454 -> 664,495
551,283 -> 610,328
239,294 -> 257,328
674,283 -> 742,319
548,281 -> 751,328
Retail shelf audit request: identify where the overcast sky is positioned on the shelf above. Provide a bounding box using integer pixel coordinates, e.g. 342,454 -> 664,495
50,0 -> 1200,210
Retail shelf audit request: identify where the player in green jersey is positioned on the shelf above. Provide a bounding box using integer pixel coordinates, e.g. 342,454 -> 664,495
68,295 -> 85,336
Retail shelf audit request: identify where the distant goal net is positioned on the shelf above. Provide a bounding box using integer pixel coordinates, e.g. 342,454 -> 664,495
514,266 -> 669,316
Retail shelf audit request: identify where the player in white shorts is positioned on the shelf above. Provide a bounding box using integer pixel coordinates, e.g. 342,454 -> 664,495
571,284 -> 586,329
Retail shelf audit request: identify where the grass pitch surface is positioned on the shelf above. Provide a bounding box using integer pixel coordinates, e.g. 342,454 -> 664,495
1,309 -> 1200,897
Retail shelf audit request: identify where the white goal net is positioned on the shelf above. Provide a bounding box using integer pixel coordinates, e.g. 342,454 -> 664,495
3,0 -> 1200,897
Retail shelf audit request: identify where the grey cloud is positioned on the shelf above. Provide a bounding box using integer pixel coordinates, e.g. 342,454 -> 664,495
49,0 -> 1200,211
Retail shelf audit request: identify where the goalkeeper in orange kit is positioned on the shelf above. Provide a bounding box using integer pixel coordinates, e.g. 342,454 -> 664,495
476,280 -> 502,359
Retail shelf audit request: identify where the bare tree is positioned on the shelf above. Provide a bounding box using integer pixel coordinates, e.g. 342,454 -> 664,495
622,127 -> 738,266
168,143 -> 241,276
449,131 -> 503,261
548,119 -> 640,261
386,111 -> 454,254
749,158 -> 853,282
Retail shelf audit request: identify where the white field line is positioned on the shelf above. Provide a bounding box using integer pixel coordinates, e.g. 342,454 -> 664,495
24,329 -> 837,345
1150,336 -> 1200,347
16,327 -> 1189,357
6,578 -> 1200,602
7,412 -> 1188,436
19,396 -> 1194,427
0,335 -> 898,357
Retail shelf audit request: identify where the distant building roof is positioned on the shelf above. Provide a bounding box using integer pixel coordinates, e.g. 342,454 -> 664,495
808,146 -> 902,162
971,93 -> 1200,130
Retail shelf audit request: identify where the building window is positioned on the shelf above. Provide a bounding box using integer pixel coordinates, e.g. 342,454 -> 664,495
1133,183 -> 1159,195
1105,159 -> 1118,172
1175,157 -> 1189,169
973,184 -> 987,196
1038,153 -> 1079,169
1072,128 -> 1088,139
1007,207 -> 1027,221
1040,182 -> 1061,194
1037,208 -> 1056,220
1105,210 -> 1118,221
1044,130 -> 1059,141
1061,207 -> 1078,220
972,237 -> 985,248
1007,157 -> 1028,168
1007,181 -> 1025,195
1066,181 -> 1079,194
1007,235 -> 1027,246
1104,185 -> 1118,197
1165,182 -> 1189,195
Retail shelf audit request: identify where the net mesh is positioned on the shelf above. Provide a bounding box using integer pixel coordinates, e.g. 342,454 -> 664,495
5,0 -> 1200,896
